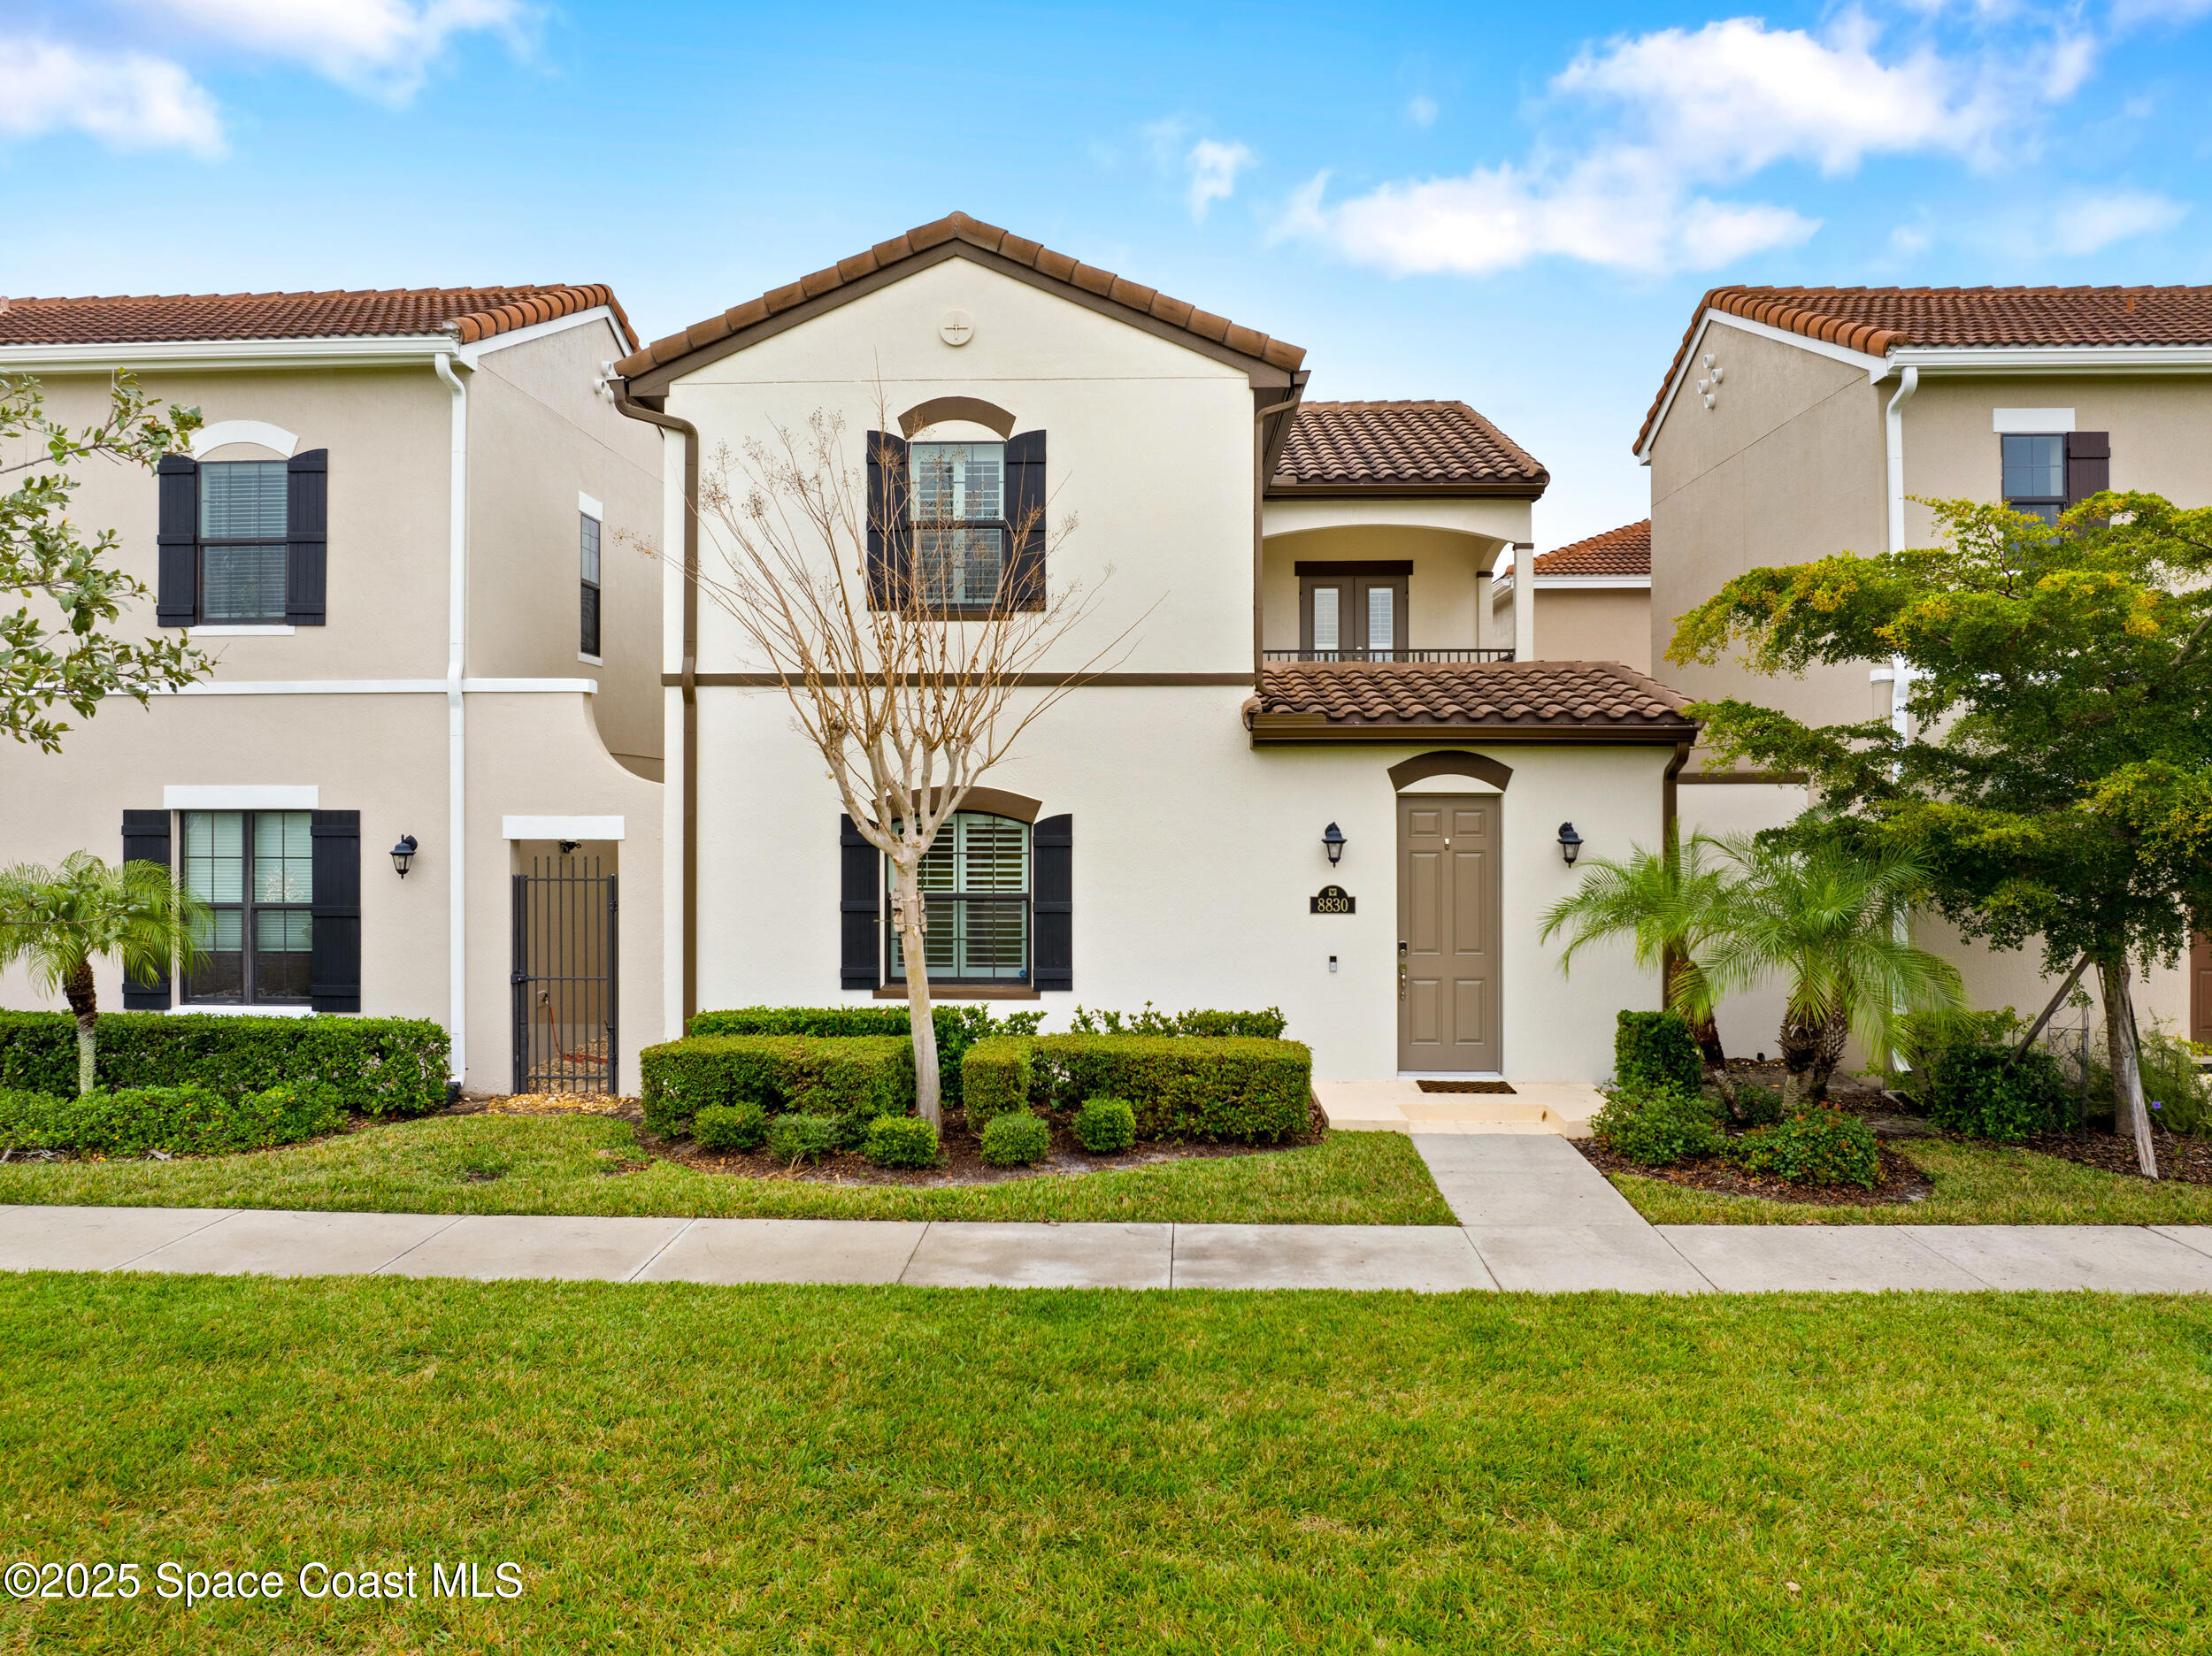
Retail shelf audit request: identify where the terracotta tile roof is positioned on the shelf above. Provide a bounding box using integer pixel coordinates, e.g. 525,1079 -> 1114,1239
0,285 -> 635,349
1533,519 -> 1649,578
612,211 -> 1304,381
1272,400 -> 1548,493
1638,283 -> 2212,454
1245,659 -> 1695,738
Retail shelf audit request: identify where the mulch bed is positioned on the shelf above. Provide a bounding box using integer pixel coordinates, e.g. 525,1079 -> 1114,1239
1576,1138 -> 1935,1208
2012,1130 -> 2212,1186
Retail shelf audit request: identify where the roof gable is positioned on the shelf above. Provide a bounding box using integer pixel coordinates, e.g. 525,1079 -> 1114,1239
614,211 -> 1304,393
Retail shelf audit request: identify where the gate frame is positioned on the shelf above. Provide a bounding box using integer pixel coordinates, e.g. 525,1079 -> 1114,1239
509,858 -> 618,1095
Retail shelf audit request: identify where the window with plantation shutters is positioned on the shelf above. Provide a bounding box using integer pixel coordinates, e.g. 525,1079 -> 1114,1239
887,812 -> 1032,984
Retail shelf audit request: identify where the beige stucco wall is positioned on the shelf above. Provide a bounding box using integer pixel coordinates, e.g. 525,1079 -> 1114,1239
1493,585 -> 1652,670
1646,322 -> 1889,734
689,682 -> 1666,1082
1260,525 -> 1495,651
465,319 -> 665,777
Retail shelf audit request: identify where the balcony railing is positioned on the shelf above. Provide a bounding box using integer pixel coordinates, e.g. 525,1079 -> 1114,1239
1263,648 -> 1517,663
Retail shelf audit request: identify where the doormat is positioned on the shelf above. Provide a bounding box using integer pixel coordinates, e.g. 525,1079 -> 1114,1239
1416,1078 -> 1517,1094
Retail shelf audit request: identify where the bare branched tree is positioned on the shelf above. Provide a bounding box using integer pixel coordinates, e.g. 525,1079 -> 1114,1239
687,401 -> 1130,1124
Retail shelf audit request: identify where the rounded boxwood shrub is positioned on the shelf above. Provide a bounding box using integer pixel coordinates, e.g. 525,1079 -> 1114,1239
979,1111 -> 1051,1167
694,1101 -> 767,1153
0,1082 -> 343,1157
1615,1010 -> 1702,1096
1589,1083 -> 1724,1167
1928,1044 -> 2070,1142
1071,1097 -> 1136,1154
864,1116 -> 940,1169
766,1111 -> 841,1166
1729,1108 -> 1881,1188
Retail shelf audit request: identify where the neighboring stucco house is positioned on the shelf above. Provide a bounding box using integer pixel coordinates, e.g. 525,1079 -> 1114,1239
615,212 -> 1693,1086
1490,519 -> 1652,673
0,286 -> 664,1092
1637,283 -> 2210,1051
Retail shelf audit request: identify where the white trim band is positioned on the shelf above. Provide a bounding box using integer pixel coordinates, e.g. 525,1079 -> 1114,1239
189,419 -> 301,458
1993,407 -> 2076,433
579,490 -> 604,519
164,785 -> 319,809
503,815 -> 626,841
158,678 -> 599,695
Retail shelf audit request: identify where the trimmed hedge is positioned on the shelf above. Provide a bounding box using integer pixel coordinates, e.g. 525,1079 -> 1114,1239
694,1102 -> 768,1153
1615,1011 -> 1702,1095
685,1004 -> 1042,1105
0,1082 -> 345,1157
979,1112 -> 1050,1166
865,1116 -> 941,1169
1069,1004 -> 1288,1039
0,1012 -> 448,1118
1590,1083 -> 1724,1167
1929,1044 -> 2070,1142
962,1035 -> 1311,1143
640,1035 -> 914,1137
1071,1097 -> 1136,1154
1730,1108 -> 1881,1188
766,1112 -> 841,1166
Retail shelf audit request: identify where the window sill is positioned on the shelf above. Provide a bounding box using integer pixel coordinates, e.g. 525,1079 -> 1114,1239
194,625 -> 296,637
174,1003 -> 317,1017
874,984 -> 1041,1001
577,652 -> 603,666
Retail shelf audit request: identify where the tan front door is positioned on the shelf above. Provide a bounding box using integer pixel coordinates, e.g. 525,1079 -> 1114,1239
2193,932 -> 2212,1046
1397,794 -> 1502,1072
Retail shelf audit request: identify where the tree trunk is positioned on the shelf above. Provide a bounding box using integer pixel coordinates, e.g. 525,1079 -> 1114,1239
890,862 -> 941,1128
1803,1005 -> 1851,1104
61,956 -> 97,1097
2099,957 -> 2158,1180
1671,958 -> 1740,1120
1777,1006 -> 1824,1112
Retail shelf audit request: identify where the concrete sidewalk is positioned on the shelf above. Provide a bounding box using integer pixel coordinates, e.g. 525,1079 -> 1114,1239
4,1178 -> 2210,1292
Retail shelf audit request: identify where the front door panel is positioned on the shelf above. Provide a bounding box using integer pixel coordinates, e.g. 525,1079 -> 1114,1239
1398,794 -> 1502,1072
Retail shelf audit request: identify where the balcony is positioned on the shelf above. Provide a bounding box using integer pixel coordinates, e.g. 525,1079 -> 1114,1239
1262,648 -> 1517,663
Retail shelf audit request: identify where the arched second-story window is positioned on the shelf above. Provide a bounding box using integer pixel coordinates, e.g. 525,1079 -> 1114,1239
887,810 -> 1031,985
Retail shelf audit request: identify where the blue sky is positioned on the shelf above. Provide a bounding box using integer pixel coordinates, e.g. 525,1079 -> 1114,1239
5,0 -> 2212,543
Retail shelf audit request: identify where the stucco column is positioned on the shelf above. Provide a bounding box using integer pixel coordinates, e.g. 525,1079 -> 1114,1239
1512,542 -> 1536,662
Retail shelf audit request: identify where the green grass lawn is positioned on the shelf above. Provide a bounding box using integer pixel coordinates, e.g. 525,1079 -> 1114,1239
1610,1135 -> 2212,1225
4,1275 -> 2208,1653
0,1113 -> 1455,1225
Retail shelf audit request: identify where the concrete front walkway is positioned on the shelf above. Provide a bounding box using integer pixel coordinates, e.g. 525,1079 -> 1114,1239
4,1137 -> 2210,1292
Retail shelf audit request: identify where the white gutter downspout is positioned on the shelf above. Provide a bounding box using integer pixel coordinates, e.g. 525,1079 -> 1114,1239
1881,364 -> 1919,740
434,350 -> 469,1085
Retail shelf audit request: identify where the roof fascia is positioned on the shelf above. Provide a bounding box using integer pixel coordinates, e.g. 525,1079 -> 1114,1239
1636,307 -> 1888,464
1247,714 -> 1694,746
626,240 -> 1297,395
1493,575 -> 1650,597
457,304 -> 628,366
0,334 -> 459,373
1887,344 -> 2212,373
1264,479 -> 1547,500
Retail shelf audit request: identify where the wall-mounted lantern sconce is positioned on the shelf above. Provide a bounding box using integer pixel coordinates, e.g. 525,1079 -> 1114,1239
1557,822 -> 1584,867
557,840 -> 582,855
1323,822 -> 1346,865
390,834 -> 419,878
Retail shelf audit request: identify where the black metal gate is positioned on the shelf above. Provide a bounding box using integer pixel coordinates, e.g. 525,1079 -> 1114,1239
511,856 -> 618,1094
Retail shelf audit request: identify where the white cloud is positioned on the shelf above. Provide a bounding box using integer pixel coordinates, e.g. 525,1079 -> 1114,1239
1407,94 -> 1438,128
124,0 -> 527,99
0,40 -> 223,157
1184,138 -> 1255,221
1275,13 -> 2099,277
2046,188 -> 2186,252
2108,0 -> 2212,25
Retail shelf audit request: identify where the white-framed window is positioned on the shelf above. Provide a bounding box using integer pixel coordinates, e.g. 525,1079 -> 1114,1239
200,460 -> 289,622
910,441 -> 1005,607
180,809 -> 313,1005
2001,433 -> 2066,524
887,811 -> 1030,984
580,509 -> 603,656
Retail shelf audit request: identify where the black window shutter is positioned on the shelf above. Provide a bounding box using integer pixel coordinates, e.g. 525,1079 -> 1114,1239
310,809 -> 360,1013
2066,432 -> 2110,508
1004,429 -> 1047,611
120,809 -> 173,1009
156,455 -> 198,627
1033,812 -> 1071,992
841,814 -> 881,989
287,448 -> 328,625
864,432 -> 910,609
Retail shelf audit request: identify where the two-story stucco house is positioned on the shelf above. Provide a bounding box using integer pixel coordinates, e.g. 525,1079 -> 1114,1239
1637,284 -> 2212,1051
0,286 -> 664,1092
615,212 -> 1695,1091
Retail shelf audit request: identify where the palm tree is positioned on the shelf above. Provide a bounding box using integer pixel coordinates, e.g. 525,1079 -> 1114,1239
1705,835 -> 1963,1109
0,851 -> 208,1095
1540,831 -> 1748,1116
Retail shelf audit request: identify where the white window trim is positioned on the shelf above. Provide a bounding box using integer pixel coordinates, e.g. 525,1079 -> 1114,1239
189,419 -> 301,458
1993,408 -> 2077,433
579,491 -> 604,520
174,1003 -> 317,1018
503,815 -> 625,841
164,784 -> 319,809
192,625 -> 296,637
577,651 -> 603,666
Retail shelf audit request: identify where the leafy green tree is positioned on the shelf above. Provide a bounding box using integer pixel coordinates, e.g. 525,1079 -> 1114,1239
4,372 -> 210,751
0,852 -> 209,1094
1704,834 -> 1963,1109
1540,831 -> 1748,1117
1670,493 -> 2212,1168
